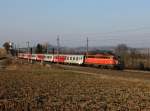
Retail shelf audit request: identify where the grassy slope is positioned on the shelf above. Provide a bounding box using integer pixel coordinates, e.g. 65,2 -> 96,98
0,48 -> 6,58
0,64 -> 150,110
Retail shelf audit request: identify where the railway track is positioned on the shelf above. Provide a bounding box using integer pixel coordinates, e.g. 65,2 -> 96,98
124,69 -> 150,74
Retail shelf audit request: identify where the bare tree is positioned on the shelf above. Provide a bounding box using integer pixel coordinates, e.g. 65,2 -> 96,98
35,44 -> 43,54
115,44 -> 129,67
42,42 -> 49,54
115,44 -> 128,56
130,48 -> 138,67
3,42 -> 10,53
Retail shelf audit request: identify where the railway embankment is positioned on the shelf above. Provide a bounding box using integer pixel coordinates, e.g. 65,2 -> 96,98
0,48 -> 12,69
0,57 -> 13,69
0,58 -> 6,69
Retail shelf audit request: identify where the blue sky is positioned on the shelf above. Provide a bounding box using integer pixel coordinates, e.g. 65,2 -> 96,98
0,0 -> 150,47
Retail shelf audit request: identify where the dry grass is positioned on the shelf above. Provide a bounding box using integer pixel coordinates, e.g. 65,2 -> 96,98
0,48 -> 6,58
0,63 -> 150,110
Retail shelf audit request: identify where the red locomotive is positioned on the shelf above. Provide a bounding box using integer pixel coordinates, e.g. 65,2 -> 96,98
84,54 -> 123,69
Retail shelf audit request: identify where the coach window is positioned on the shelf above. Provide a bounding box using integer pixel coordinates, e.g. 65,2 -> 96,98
73,57 -> 75,60
70,57 -> 72,60
65,57 -> 67,60
102,57 -> 105,59
76,57 -> 78,60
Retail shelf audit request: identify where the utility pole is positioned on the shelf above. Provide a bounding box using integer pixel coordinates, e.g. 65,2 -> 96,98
26,41 -> 30,62
86,37 -> 89,56
14,44 -> 16,56
57,36 -> 60,64
17,43 -> 20,55
47,43 -> 49,54
26,41 -> 30,54
148,48 -> 150,68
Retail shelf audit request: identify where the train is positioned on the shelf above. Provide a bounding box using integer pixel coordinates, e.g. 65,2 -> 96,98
18,53 -> 124,70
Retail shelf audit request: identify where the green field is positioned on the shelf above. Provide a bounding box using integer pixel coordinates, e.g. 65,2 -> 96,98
0,63 -> 150,111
